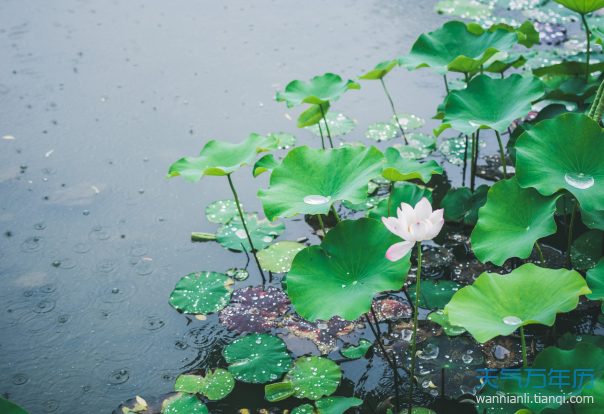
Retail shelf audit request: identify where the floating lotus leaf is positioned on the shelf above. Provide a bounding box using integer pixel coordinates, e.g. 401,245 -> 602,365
541,76 -> 599,103
438,135 -> 487,165
278,313 -> 358,354
223,334 -> 292,383
258,146 -> 385,221
163,392 -> 209,414
506,343 -> 604,413
340,338 -> 372,359
218,286 -> 290,333
571,229 -> 602,270
440,185 -> 489,226
392,133 -> 437,160
205,199 -> 242,224
253,154 -> 281,178
435,0 -> 492,20
342,197 -> 382,211
408,280 -> 463,309
533,59 -> 604,77
314,397 -> 363,414
276,73 -> 360,108
169,271 -> 233,316
287,218 -> 411,321
551,0 -> 604,14
516,113 -> 604,212
522,1 -> 582,24
407,132 -> 436,149
292,404 -> 314,414
174,369 -> 234,400
268,132 -> 297,149
305,112 -> 356,137
435,74 -> 544,136
581,208 -> 604,230
558,332 -> 604,350
359,59 -> 398,80
389,113 -> 425,130
167,133 -> 278,182
367,182 -> 433,220
399,21 -> 521,75
114,392 -> 196,414
366,123 -> 398,141
298,102 -> 331,128
587,257 -> 604,311
265,382 -> 296,402
265,357 -> 341,401
471,178 -> 558,265
216,213 -> 285,252
382,148 -> 442,184
445,263 -> 591,342
0,399 -> 29,414
339,141 -> 365,149
427,310 -> 467,336
257,241 -> 305,273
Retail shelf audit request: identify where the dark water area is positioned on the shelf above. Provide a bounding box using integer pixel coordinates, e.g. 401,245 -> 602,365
1,1 -> 603,414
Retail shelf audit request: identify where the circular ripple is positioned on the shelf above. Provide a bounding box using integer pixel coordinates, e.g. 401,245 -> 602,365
34,222 -> 47,230
96,282 -> 135,303
96,259 -> 117,273
182,325 -> 233,350
88,226 -> 117,243
41,283 -> 56,293
52,258 -> 77,269
127,243 -> 148,257
57,314 -> 70,324
24,315 -> 57,336
21,236 -> 45,252
33,299 -> 56,313
175,241 -> 194,252
141,316 -> 165,331
23,290 -> 34,297
134,262 -> 154,276
106,369 -> 130,385
44,249 -> 60,258
41,400 -> 60,413
11,373 -> 29,386
42,369 -> 98,403
73,243 -> 92,253
41,167 -> 57,175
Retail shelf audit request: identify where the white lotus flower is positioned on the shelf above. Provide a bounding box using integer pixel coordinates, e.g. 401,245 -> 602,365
381,197 -> 445,261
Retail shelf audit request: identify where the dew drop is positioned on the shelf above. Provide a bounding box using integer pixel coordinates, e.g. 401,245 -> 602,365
235,229 -> 247,239
502,315 -> 522,325
565,172 -> 594,189
303,195 -> 331,205
262,236 -> 272,243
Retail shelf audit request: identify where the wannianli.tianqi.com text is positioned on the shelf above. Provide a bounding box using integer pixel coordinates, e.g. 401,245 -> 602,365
475,395 -> 594,404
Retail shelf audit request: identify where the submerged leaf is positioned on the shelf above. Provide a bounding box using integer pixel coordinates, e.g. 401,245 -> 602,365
169,271 -> 233,316
340,339 -> 373,359
305,112 -> 356,137
278,313 -> 358,354
219,286 -> 290,333
216,213 -> 285,252
435,0 -> 492,20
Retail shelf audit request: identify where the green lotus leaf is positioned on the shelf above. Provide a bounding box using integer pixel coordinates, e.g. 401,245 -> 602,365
253,154 -> 281,178
339,141 -> 365,149
216,213 -> 285,252
558,332 -> 604,350
435,0 -> 492,21
382,147 -> 442,183
478,50 -> 535,74
298,102 -> 331,128
305,112 -> 357,137
0,398 -> 29,414
587,257 -> 604,311
265,382 -> 295,402
205,199 -> 242,224
516,113 -> 604,212
440,185 -> 489,226
427,310 -> 467,336
175,369 -> 234,400
471,178 -> 558,266
541,76 -> 599,103
581,208 -> 604,230
366,123 -> 399,141
407,132 -> 436,149
276,73 -> 360,108
223,334 -> 292,383
593,25 -> 604,44
391,143 -> 433,160
167,133 -> 278,182
292,404 -> 314,414
533,60 -> 604,77
258,146 -> 385,221
408,280 -> 463,309
435,74 -> 544,136
552,0 -> 604,14
169,271 -> 233,315
268,132 -> 297,149
571,229 -> 603,270
287,218 -> 411,321
315,397 -> 363,414
342,196 -> 381,211
340,338 -> 373,359
399,21 -> 521,76
257,241 -> 305,273
367,182 -> 433,220
522,0 -> 584,23
438,135 -> 486,165
359,59 -> 398,80
506,343 -> 604,413
163,393 -> 208,414
579,374 -> 604,414
445,263 -> 591,343
484,21 -> 540,49
389,113 -> 425,130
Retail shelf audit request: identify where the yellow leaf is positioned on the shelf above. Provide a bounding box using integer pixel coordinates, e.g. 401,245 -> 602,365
195,314 -> 207,321
135,396 -> 147,407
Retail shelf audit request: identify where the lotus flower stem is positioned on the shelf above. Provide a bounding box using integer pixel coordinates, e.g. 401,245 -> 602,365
581,13 -> 591,83
501,72 -> 504,79
480,65 -> 483,75
364,311 -> 403,382
317,122 -> 326,150
566,200 -> 579,269
594,85 -> 604,123
227,174 -> 255,253
520,326 -> 527,367
319,105 -> 334,149
534,242 -> 544,267
563,196 -> 568,240
495,130 -> 507,179
588,78 -> 604,119
470,132 -> 477,192
408,241 -> 422,414
388,182 -> 394,217
443,74 -> 450,95
380,78 -> 408,145
331,204 -> 341,223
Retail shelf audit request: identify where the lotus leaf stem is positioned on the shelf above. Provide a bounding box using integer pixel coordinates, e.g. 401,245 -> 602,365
408,241 -> 422,414
567,200 -> 579,269
480,65 -> 483,75
495,130 -> 507,180
317,214 -> 326,236
364,311 -> 404,383
594,84 -> 604,123
588,79 -> 604,119
563,196 -> 568,240
443,74 -> 450,95
190,232 -> 217,241
388,182 -> 394,217
371,305 -> 398,412
317,122 -> 326,150
534,242 -> 545,268
319,104 -> 334,149
581,14 -> 591,83
572,402 -> 578,414
520,325 -> 527,368
470,132 -> 477,192
380,78 -> 408,145
501,73 -> 504,79
331,204 -> 341,223
227,174 -> 255,252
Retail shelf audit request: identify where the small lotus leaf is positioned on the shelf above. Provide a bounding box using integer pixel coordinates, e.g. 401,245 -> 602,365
218,286 -> 290,333
163,392 -> 208,414
522,1 -> 582,24
223,334 -> 292,383
284,356 -> 341,400
551,0 -> 604,14
445,263 -> 591,342
305,112 -> 356,137
292,404 -> 314,414
366,123 -> 398,141
389,113 -> 425,130
359,59 -> 398,80
440,185 -> 488,226
0,399 -> 29,414
174,369 -> 234,400
532,59 -> 604,77
367,182 -> 433,220
427,310 -> 467,336
276,73 -> 360,108
169,271 -> 233,316
279,313 -> 357,354
571,229 -> 603,270
392,132 -> 436,160
257,241 -> 305,273
435,0 -> 492,20
298,102 -> 331,128
339,141 -> 365,149
581,208 -> 604,230
205,200 -> 242,224
258,146 -> 385,221
314,397 -> 363,414
408,280 -> 463,309
216,213 -> 285,252
399,21 -> 521,75
587,257 -> 604,311
265,382 -> 295,402
167,133 -> 278,182
342,197 -> 382,211
471,177 -> 558,265
253,154 -> 281,178
438,135 -> 486,165
516,113 -> 604,212
558,332 -> 604,350
340,338 -> 373,359
483,21 -> 540,48
268,132 -> 297,149
479,50 -> 535,74
287,218 -> 411,321
541,76 -> 599,103
382,148 -> 442,183
435,74 -> 544,136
